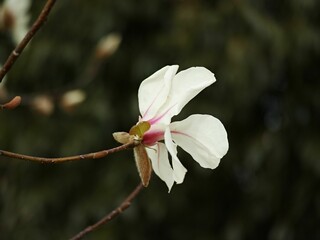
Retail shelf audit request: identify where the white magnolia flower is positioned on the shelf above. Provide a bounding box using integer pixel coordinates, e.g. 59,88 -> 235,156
113,65 -> 228,191
0,0 -> 31,44
132,65 -> 229,191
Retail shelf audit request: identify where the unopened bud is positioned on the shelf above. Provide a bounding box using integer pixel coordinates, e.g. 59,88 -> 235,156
0,0 -> 31,44
95,33 -> 122,59
31,95 -> 54,116
1,95 -> 21,109
60,89 -> 86,112
0,7 -> 15,30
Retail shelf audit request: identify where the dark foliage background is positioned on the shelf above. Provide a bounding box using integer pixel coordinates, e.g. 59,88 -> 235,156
1,0 -> 319,239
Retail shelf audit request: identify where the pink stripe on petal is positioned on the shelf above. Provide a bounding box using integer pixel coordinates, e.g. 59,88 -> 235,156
141,85 -> 164,119
171,129 -> 210,151
170,130 -> 192,138
148,103 -> 178,125
142,130 -> 164,146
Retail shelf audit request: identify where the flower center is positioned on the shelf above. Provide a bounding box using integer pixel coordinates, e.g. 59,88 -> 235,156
142,130 -> 164,146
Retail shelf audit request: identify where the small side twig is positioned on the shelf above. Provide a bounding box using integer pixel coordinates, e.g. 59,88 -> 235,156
0,0 -> 57,82
0,141 -> 136,163
69,182 -> 144,240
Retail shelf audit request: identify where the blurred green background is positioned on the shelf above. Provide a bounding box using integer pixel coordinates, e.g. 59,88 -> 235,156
0,0 -> 319,239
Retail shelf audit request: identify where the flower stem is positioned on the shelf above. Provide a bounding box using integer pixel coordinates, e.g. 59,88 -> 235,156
0,0 -> 57,82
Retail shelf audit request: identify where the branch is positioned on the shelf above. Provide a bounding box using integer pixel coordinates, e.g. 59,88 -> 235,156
0,141 -> 136,163
69,182 -> 144,240
0,0 -> 57,82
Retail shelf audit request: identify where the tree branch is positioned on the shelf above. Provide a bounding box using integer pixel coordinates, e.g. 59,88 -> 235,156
69,182 -> 144,240
0,141 -> 136,163
0,0 -> 57,82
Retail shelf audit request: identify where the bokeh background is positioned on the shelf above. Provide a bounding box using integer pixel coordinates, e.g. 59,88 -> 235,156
1,0 -> 319,239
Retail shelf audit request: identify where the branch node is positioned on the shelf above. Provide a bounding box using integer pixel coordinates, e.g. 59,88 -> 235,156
12,50 -> 19,57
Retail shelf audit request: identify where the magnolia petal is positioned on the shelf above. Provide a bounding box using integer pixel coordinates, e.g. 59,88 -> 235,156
156,67 -> 216,124
170,114 -> 228,169
146,142 -> 174,191
138,65 -> 179,121
164,127 -> 187,184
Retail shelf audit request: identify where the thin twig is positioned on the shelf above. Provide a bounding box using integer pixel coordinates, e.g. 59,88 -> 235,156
69,182 -> 144,240
0,142 -> 136,163
0,0 -> 57,82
